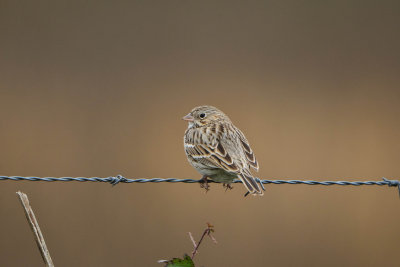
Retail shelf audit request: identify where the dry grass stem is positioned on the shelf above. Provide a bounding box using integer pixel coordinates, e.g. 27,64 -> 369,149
16,191 -> 54,267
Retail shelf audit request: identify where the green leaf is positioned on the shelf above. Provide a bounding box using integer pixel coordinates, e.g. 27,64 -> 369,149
164,254 -> 195,267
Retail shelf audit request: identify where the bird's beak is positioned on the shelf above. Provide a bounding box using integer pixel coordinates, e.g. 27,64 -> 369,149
182,113 -> 194,121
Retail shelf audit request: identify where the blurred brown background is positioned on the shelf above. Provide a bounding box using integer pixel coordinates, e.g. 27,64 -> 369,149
1,1 -> 400,266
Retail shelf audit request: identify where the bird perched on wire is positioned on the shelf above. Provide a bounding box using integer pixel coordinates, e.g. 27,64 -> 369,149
183,105 -> 264,196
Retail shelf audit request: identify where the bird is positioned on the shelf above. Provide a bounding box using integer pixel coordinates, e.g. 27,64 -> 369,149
183,105 -> 264,196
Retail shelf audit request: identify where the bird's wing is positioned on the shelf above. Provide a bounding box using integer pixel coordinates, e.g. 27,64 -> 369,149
234,126 -> 259,171
185,140 -> 240,173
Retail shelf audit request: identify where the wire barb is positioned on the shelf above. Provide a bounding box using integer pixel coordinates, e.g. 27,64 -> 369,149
108,175 -> 127,186
382,177 -> 400,198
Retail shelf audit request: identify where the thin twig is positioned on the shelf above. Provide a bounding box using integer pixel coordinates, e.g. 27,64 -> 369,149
191,223 -> 217,259
188,232 -> 197,248
16,191 -> 54,267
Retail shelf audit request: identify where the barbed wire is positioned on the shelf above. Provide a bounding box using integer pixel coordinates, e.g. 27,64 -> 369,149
0,175 -> 399,198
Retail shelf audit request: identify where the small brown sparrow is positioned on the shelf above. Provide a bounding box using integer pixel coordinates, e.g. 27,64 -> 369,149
183,106 -> 264,196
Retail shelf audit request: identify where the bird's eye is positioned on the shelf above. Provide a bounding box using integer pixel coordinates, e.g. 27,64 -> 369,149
199,113 -> 206,119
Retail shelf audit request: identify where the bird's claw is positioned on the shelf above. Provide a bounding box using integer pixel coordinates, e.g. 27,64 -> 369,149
223,183 -> 233,192
200,176 -> 210,192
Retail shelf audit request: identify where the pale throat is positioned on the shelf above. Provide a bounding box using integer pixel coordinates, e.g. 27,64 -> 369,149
187,122 -> 194,129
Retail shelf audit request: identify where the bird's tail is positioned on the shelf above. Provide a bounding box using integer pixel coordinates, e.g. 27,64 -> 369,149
238,170 -> 264,196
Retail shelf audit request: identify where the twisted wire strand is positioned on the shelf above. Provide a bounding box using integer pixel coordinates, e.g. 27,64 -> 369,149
0,175 -> 399,197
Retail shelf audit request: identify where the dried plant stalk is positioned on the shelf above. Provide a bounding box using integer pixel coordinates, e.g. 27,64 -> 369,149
16,191 -> 54,267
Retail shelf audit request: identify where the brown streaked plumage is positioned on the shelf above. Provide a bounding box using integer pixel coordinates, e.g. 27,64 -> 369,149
183,105 -> 264,196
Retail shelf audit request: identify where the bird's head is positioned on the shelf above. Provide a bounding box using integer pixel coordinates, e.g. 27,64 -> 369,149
183,106 -> 229,128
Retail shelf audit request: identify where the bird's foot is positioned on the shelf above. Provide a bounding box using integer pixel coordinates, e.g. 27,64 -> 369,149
199,176 -> 210,192
223,183 -> 233,192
